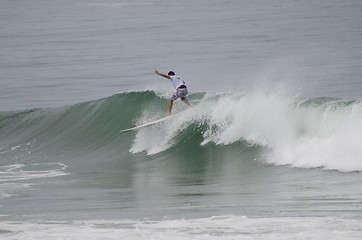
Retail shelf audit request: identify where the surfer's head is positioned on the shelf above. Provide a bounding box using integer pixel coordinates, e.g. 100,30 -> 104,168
168,71 -> 175,76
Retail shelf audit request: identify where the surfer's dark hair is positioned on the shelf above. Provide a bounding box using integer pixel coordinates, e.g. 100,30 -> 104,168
168,71 -> 175,76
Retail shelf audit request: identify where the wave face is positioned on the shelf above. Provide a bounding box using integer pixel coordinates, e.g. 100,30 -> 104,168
1,91 -> 361,172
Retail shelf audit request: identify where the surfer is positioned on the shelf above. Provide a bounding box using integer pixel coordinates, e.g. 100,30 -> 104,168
154,70 -> 191,116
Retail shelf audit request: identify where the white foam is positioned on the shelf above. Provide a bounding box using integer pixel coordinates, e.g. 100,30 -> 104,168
206,92 -> 362,172
1,216 -> 361,240
130,88 -> 362,172
0,163 -> 68,182
268,99 -> 362,172
0,163 -> 69,200
130,110 -> 191,155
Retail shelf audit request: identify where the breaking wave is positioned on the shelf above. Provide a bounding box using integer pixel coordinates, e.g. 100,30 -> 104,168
1,91 -> 361,172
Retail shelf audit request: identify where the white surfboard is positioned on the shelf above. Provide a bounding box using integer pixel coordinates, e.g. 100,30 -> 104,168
120,113 -> 179,133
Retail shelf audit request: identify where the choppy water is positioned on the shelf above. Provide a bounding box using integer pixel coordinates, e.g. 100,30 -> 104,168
1,0 -> 362,239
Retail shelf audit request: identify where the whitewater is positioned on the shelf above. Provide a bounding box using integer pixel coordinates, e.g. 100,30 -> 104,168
129,91 -> 362,172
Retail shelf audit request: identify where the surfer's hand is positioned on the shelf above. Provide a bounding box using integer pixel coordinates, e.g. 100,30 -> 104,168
154,70 -> 159,75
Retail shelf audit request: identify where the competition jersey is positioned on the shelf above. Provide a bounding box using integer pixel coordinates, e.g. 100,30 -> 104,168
170,75 -> 186,89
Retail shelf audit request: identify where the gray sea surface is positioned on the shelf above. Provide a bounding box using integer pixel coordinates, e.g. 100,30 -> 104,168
1,0 -> 362,111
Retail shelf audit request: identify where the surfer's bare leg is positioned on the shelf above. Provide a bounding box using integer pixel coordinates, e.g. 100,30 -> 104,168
182,98 -> 191,107
168,99 -> 173,116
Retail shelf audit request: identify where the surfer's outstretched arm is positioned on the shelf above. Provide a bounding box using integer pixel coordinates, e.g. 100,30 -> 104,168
155,70 -> 170,79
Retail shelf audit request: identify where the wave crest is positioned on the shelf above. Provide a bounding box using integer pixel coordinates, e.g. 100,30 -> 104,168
1,91 -> 361,172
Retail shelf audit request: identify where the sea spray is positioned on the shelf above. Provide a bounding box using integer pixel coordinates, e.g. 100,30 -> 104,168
130,91 -> 362,172
269,98 -> 362,171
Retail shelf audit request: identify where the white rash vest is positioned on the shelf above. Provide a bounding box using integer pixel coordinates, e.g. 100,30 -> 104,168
170,75 -> 185,89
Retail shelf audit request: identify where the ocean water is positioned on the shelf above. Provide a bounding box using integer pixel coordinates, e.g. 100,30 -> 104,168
1,0 -> 362,239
